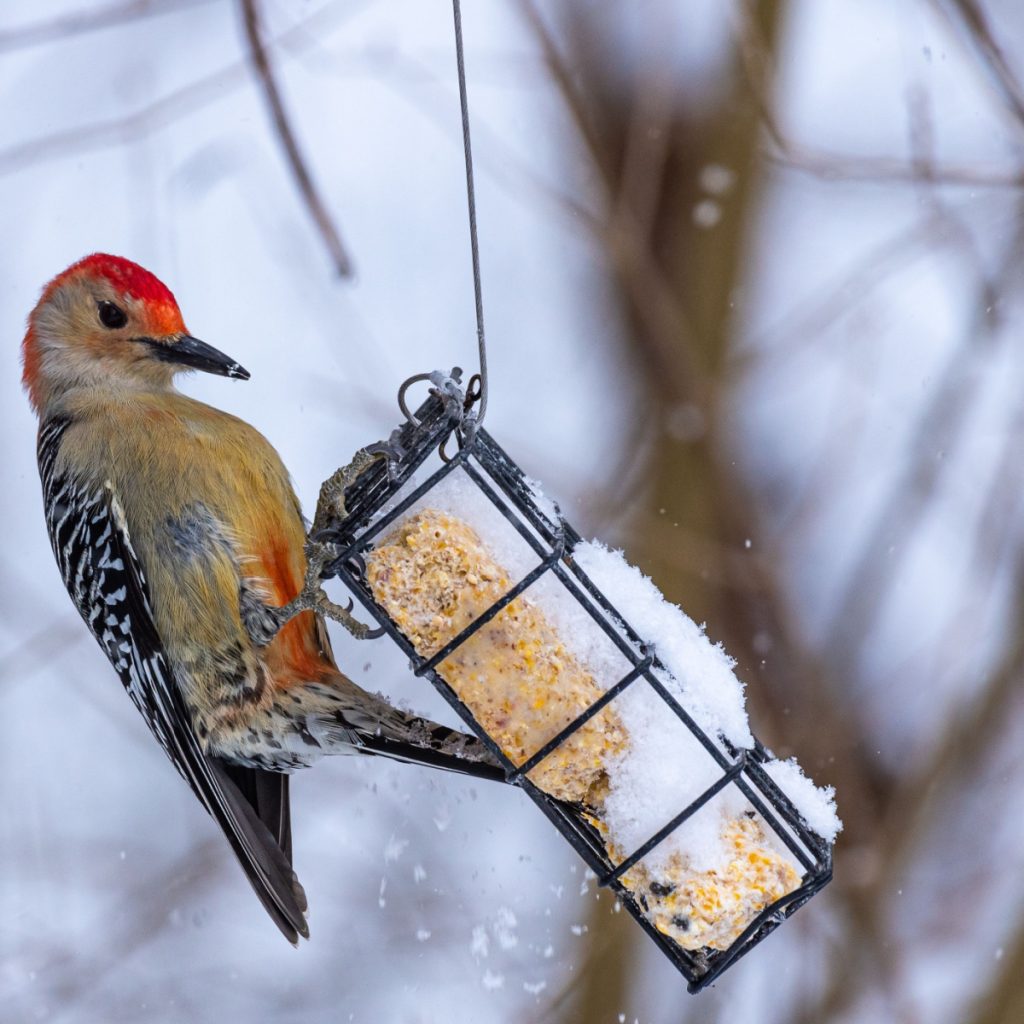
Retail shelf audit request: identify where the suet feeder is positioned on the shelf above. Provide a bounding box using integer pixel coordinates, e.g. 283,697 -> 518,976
317,371 -> 833,993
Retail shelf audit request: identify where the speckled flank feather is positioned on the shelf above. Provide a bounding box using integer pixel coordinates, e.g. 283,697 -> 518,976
27,255 -> 503,943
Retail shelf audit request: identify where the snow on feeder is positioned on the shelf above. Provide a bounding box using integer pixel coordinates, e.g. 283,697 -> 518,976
315,372 -> 838,993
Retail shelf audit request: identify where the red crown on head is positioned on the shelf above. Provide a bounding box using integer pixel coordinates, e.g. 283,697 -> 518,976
52,253 -> 179,308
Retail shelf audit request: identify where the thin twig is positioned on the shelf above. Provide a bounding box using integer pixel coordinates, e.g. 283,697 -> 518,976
766,146 -> 1024,190
938,0 -> 1024,130
517,0 -> 706,405
239,0 -> 354,277
729,0 -> 789,152
371,48 -> 599,226
0,0 -> 214,54
0,0 -> 359,179
732,1 -> 1024,191
823,213 -> 1024,671
969,894 -> 1024,1023
518,0 -> 611,182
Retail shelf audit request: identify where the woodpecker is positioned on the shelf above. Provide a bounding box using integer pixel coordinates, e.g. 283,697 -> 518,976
23,254 -> 505,943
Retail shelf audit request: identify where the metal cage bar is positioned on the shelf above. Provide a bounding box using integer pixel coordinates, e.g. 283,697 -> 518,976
320,375 -> 833,992
602,751 -> 750,885
508,653 -> 653,782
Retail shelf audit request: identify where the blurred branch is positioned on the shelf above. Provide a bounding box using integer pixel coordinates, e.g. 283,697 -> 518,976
239,0 -> 354,277
795,565 -> 1024,1024
823,212 -> 1024,674
518,1 -> 611,183
0,0 -> 360,178
878,564 -> 1024,879
878,386 -> 1024,745
0,0 -> 214,54
587,0 -> 888,837
520,0 -> 705,405
733,0 -> 1024,190
0,57 -> 242,176
512,3 -> 897,1019
767,148 -> 1024,190
0,620 -> 82,687
736,5 -> 1024,1019
728,0 -> 787,153
735,205 -> 948,370
970,900 -> 1024,1024
519,2 -> 1024,1018
934,0 -> 1024,130
353,45 -> 599,228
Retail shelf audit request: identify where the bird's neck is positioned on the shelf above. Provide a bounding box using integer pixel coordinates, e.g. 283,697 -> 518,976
41,378 -> 214,425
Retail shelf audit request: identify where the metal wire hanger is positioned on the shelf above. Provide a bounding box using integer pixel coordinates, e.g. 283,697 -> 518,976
398,0 -> 489,433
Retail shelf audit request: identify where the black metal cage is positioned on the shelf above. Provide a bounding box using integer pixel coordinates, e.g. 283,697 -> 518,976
319,373 -> 833,993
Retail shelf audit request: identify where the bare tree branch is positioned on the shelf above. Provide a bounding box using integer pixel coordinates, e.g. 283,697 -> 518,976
823,212 -> 1024,673
733,0 -> 1024,191
936,0 -> 1024,130
969,898 -> 1024,1024
0,0 -> 214,54
766,147 -> 1024,190
239,0 -> 354,277
0,0 -> 359,178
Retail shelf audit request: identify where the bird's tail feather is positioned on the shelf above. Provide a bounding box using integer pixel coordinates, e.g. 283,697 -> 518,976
356,722 -> 509,783
305,685 -> 508,782
294,676 -> 509,782
206,758 -> 309,943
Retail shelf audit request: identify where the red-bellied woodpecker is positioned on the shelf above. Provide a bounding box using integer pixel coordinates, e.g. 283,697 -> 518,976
22,254 -> 504,943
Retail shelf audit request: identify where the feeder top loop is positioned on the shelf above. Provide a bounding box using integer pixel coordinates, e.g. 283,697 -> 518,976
397,0 -> 489,439
397,369 -> 467,426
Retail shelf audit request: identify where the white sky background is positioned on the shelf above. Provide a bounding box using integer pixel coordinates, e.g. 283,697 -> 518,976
2,1 -> 1024,1022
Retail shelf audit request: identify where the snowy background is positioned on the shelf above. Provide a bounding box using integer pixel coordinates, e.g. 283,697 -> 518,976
3,1 -> 1024,1022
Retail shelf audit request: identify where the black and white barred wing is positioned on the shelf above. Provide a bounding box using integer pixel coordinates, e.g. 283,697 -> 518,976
37,417 -> 307,942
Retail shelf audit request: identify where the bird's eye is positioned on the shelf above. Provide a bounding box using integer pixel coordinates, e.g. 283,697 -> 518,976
97,301 -> 128,330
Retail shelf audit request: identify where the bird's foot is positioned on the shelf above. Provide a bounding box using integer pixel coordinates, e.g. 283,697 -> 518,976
257,442 -> 403,647
253,539 -> 381,645
310,589 -> 382,640
311,447 -> 392,537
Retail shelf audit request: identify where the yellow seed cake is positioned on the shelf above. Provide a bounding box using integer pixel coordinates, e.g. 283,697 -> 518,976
365,509 -> 799,949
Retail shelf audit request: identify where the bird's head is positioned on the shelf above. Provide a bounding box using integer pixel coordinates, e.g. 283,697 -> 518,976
22,253 -> 249,414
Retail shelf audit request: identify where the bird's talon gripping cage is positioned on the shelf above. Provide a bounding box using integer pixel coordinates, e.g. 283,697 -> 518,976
319,371 -> 833,993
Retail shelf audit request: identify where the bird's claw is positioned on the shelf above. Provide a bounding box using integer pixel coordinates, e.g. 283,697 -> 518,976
314,590 -> 377,640
255,581 -> 377,645
250,540 -> 373,646
312,447 -> 393,537
261,445 -> 402,645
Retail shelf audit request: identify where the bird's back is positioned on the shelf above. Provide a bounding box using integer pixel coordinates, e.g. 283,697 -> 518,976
47,390 -> 334,714
36,389 -> 312,941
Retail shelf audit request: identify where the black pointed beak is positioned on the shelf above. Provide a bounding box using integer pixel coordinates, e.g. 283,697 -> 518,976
142,335 -> 250,380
